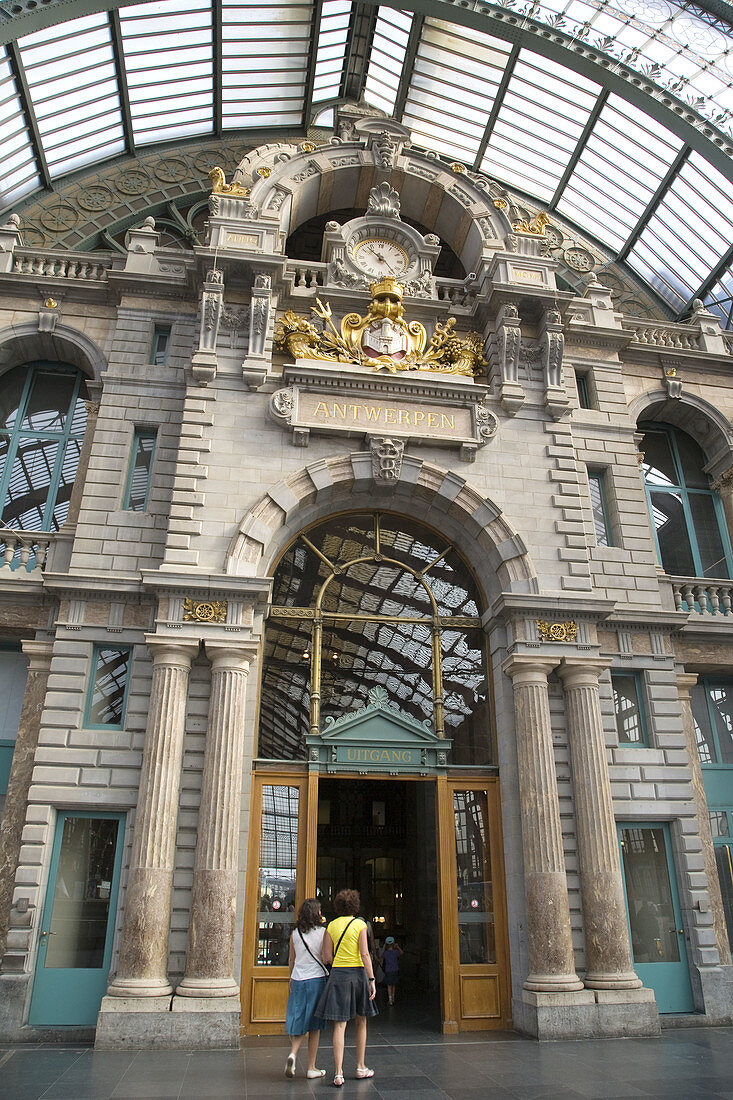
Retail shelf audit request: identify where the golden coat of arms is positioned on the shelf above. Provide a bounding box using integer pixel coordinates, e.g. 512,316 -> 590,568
275,277 -> 485,377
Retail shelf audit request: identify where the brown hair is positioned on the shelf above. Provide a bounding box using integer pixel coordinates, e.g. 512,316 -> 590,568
333,889 -> 360,917
296,897 -> 322,933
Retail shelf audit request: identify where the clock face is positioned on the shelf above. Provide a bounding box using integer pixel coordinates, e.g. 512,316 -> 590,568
352,238 -> 410,277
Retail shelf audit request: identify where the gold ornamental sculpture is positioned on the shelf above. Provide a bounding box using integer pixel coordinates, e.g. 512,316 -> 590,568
275,277 -> 486,376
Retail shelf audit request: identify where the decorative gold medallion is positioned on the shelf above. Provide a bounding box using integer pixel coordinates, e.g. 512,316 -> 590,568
450,162 -> 467,174
536,619 -> 578,643
183,598 -> 227,623
275,277 -> 486,376
299,141 -> 316,153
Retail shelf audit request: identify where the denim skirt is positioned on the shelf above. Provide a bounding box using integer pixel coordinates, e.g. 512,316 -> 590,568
316,967 -> 379,1022
286,975 -> 327,1036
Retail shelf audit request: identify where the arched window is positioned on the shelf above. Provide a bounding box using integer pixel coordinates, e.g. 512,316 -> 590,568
640,422 -> 732,579
258,513 -> 492,766
0,363 -> 88,531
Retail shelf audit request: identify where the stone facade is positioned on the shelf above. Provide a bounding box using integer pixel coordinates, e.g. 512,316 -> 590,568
0,115 -> 732,1046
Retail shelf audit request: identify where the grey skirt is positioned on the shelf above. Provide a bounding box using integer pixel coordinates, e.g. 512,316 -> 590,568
316,967 -> 379,1022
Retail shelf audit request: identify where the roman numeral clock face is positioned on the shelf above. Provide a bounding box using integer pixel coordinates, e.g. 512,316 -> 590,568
352,238 -> 410,277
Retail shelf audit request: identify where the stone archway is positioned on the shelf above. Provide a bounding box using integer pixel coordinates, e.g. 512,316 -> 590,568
630,388 -> 733,478
0,321 -> 106,385
225,451 -> 537,607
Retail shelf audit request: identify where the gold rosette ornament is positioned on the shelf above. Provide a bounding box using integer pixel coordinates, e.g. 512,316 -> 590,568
274,278 -> 486,377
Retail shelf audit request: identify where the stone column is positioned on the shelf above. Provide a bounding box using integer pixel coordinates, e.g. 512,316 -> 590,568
677,672 -> 731,965
504,656 -> 583,991
0,641 -> 53,964
558,659 -> 641,989
106,640 -> 198,999
175,643 -> 256,1002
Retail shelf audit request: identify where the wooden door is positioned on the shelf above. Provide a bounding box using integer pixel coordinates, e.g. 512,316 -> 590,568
241,770 -> 317,1035
436,777 -> 510,1032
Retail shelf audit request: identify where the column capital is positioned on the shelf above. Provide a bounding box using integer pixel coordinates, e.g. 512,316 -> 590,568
557,657 -> 610,688
503,654 -> 557,683
145,638 -> 200,667
204,641 -> 259,673
675,672 -> 700,700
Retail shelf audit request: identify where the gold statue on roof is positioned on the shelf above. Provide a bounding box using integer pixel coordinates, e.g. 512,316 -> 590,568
275,277 -> 485,377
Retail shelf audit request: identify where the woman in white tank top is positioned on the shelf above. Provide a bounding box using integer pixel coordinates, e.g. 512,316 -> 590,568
285,898 -> 328,1079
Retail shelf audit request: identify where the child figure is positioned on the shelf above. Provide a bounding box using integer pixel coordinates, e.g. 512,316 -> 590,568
380,936 -> 403,1006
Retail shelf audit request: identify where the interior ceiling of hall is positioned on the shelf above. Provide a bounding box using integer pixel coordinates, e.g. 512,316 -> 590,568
2,0 -> 733,327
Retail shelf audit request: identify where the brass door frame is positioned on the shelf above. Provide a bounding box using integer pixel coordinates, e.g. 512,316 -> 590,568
241,768 -> 510,1035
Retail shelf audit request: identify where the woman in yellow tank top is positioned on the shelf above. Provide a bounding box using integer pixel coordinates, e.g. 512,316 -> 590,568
315,888 -> 377,1087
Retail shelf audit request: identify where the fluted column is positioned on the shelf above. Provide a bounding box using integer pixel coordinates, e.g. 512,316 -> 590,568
559,660 -> 641,989
107,641 -> 198,998
677,672 -> 731,965
176,644 -> 256,999
504,656 -> 583,991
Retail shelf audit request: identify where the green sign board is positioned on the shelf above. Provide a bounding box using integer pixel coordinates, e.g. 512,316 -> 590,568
334,746 -> 422,766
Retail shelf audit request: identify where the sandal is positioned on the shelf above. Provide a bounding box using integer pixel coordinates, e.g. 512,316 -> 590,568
307,1069 -> 326,1079
334,1072 -> 344,1087
355,1068 -> 374,1079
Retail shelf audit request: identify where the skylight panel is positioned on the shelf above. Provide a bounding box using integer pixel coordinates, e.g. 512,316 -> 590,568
364,8 -> 413,117
557,95 -> 683,251
481,51 -> 601,202
628,151 -> 733,311
705,268 -> 733,330
18,13 -> 124,179
119,0 -> 214,146
312,0 -> 352,104
0,48 -> 40,211
222,0 -> 311,127
402,18 -> 512,163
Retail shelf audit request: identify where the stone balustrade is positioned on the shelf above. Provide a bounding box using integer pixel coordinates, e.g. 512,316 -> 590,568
671,577 -> 733,615
287,261 -> 327,291
435,278 -> 476,309
0,530 -> 52,575
11,249 -> 113,281
624,321 -> 701,351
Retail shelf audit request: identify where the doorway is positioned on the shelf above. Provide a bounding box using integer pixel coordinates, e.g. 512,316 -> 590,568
317,777 -> 440,1012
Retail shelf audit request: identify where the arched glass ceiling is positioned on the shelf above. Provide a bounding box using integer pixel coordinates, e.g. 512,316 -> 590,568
2,0 -> 733,327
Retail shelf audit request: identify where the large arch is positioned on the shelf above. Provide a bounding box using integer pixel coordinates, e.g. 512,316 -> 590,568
629,388 -> 733,478
0,322 -> 106,385
225,451 -> 537,607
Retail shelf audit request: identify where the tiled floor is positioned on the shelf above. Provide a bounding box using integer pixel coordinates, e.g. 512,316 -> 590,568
2,998 -> 733,1100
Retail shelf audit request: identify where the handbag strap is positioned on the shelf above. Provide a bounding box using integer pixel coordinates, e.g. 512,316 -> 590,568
332,917 -> 358,961
297,927 -> 329,977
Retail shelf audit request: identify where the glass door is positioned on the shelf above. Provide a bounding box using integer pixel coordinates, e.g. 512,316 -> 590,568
618,823 -> 694,1013
29,811 -> 124,1026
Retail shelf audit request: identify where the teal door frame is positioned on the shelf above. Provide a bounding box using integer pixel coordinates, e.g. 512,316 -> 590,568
29,809 -> 125,1027
617,821 -> 694,1014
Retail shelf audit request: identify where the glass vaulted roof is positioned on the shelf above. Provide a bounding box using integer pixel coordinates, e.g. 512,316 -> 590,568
3,0 -> 733,327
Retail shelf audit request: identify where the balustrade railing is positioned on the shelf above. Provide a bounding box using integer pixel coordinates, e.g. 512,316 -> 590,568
435,279 -> 476,309
287,261 -> 327,290
670,576 -> 733,616
11,249 -> 113,281
0,530 -> 52,575
624,321 -> 700,351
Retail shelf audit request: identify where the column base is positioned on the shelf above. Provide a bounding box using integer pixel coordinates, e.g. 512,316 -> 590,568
523,973 -> 585,993
175,977 -> 240,999
514,987 -> 659,1040
95,994 -> 240,1050
106,977 -> 173,998
583,970 -> 643,990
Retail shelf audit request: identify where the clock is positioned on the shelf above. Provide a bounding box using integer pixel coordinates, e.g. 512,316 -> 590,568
352,237 -> 411,277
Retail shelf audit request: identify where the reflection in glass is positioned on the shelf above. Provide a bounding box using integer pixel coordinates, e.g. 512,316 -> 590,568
714,844 -> 733,946
45,817 -> 119,969
691,680 -> 733,766
257,785 -> 298,966
612,673 -> 645,744
708,685 -> 733,765
649,491 -> 696,576
620,827 -> 680,964
87,648 -> 130,727
454,789 -> 495,965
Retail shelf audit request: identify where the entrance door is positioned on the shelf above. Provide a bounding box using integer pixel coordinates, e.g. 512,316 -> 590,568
618,823 -> 694,1014
29,811 -> 125,1026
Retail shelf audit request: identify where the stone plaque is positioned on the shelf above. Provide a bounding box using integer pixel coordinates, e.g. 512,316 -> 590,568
334,746 -> 422,766
300,392 -> 472,440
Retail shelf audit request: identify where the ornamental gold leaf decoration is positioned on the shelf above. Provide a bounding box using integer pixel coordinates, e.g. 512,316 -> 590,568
183,598 -> 228,623
274,277 -> 486,377
536,619 -> 578,643
512,211 -> 551,236
208,166 -> 251,197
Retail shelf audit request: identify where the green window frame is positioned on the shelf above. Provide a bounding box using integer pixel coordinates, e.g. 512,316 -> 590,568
708,809 -> 733,948
122,429 -> 157,511
150,325 -> 171,365
83,646 -> 132,730
611,671 -> 648,745
0,362 -> 88,533
640,422 -> 732,580
588,469 -> 612,547
691,677 -> 733,767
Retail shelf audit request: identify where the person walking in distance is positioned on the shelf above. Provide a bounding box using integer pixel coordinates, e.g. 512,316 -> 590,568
284,898 -> 328,1080
316,889 -> 378,1087
381,937 -> 403,1006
